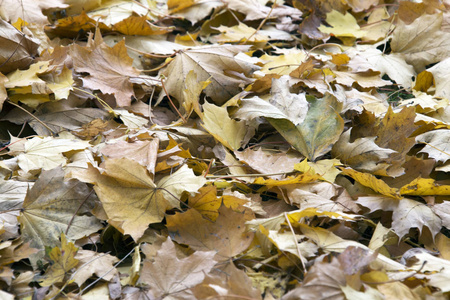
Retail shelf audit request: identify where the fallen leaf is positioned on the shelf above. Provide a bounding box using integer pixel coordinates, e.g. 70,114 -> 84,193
391,13 -> 450,71
7,136 -> 90,174
201,102 -> 247,150
40,233 -> 79,286
19,167 -> 101,253
0,19 -> 39,75
357,196 -> 442,238
70,29 -> 140,106
167,205 -> 254,260
160,45 -> 259,105
72,250 -> 118,286
81,159 -> 205,240
138,238 -> 217,299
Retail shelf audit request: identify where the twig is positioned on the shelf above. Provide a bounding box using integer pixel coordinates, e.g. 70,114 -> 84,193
243,0 -> 277,44
79,247 -> 136,295
205,171 -> 292,178
160,76 -> 187,123
284,212 -> 306,270
6,100 -> 56,135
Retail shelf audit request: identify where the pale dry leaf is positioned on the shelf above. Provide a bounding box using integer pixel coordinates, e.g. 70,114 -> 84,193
72,250 -> 119,286
357,196 -> 442,238
427,56 -> 450,99
0,0 -> 67,24
138,238 -> 217,299
19,167 -> 102,253
70,29 -> 140,106
282,257 -> 346,300
191,262 -> 262,300
391,13 -> 450,71
201,102 -> 247,150
270,75 -> 309,126
234,148 -> 302,179
416,129 -> 450,163
8,136 -> 90,174
100,139 -> 159,174
160,45 -> 259,105
332,129 -> 396,173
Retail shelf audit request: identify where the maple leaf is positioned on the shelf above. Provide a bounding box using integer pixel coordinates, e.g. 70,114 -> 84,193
0,19 -> 39,75
201,102 -> 247,150
7,136 -> 90,174
39,233 -> 79,287
391,13 -> 450,71
167,205 -> 255,260
19,167 -> 102,253
70,29 -> 140,107
357,196 -> 442,238
0,0 -> 67,24
138,238 -> 217,299
236,91 -> 344,160
72,250 -> 118,286
192,262 -> 262,300
3,100 -> 109,136
318,10 -> 366,45
427,57 -> 450,99
234,147 -> 302,179
160,44 -> 260,105
283,257 -> 346,300
80,158 -> 206,241
416,130 -> 450,163
100,139 -> 159,174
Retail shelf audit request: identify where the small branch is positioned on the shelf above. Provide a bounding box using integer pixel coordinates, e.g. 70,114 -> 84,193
243,0 -> 277,43
7,100 -> 56,136
206,171 -> 293,178
160,76 -> 187,123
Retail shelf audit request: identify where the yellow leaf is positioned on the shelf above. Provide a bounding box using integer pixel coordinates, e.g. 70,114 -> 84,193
360,270 -> 389,283
287,207 -> 359,223
188,186 -> 221,221
400,177 -> 450,196
84,159 -> 206,241
318,10 -> 366,44
182,70 -> 209,118
113,16 -> 171,35
40,233 -> 79,286
201,102 -> 247,150
341,168 -> 401,199
253,173 -> 321,188
168,0 -> 196,13
46,66 -> 74,100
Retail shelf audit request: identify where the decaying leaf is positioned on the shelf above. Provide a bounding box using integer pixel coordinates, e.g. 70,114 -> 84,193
167,205 -> 254,260
160,44 -> 260,105
39,233 -> 79,286
138,238 -> 217,299
70,29 -> 140,106
79,158 -> 205,240
19,167 -> 101,253
2,1 -> 450,298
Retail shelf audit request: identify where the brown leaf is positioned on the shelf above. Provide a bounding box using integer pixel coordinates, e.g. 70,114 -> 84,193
78,159 -> 205,241
19,167 -> 102,253
282,257 -> 346,300
0,19 -> 39,75
160,45 -> 259,105
167,205 -> 255,260
70,29 -> 140,107
138,238 -> 217,299
192,262 -> 262,300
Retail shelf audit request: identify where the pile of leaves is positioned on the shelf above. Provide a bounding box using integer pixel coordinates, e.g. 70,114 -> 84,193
1,0 -> 450,299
